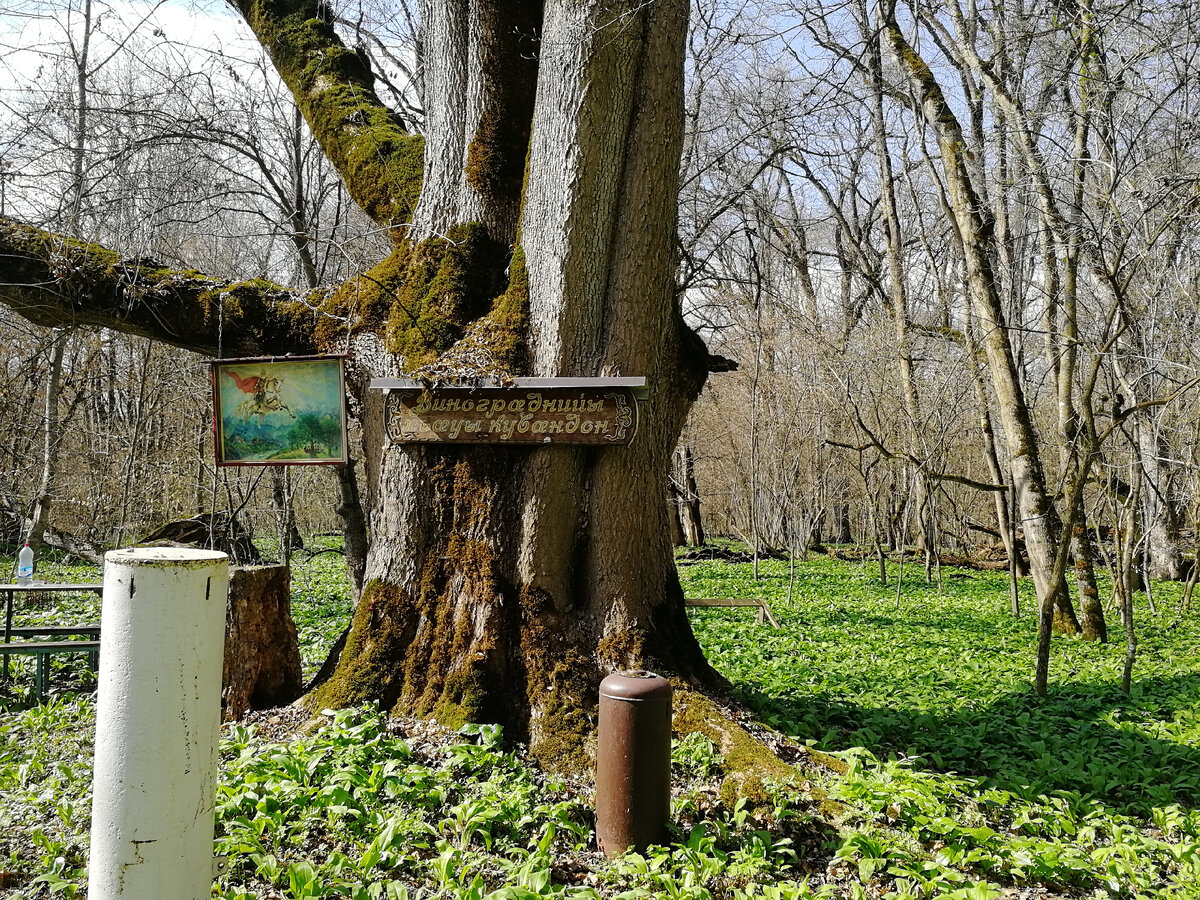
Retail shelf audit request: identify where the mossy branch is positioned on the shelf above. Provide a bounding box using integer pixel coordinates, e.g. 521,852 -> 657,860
228,0 -> 424,231
0,218 -> 325,356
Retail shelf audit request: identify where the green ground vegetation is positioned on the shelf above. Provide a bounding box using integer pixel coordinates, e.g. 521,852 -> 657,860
2,545 -> 1200,898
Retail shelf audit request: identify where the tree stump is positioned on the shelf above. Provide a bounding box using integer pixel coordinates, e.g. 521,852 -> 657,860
223,565 -> 303,720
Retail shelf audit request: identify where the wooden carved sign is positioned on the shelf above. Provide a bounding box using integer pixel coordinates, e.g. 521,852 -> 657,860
370,377 -> 645,446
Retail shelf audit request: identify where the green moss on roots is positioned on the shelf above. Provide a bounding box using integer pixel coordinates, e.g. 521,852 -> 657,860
311,579 -> 418,711
673,689 -> 851,817
401,457 -> 508,722
315,455 -> 514,728
673,689 -> 795,809
519,587 -> 596,774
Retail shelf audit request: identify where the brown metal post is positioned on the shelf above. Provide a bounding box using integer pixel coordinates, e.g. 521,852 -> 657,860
596,670 -> 672,857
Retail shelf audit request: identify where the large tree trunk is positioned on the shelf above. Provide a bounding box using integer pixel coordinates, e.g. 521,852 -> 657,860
309,0 -> 722,767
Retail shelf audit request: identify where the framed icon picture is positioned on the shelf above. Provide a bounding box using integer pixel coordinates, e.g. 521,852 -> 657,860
212,357 -> 348,466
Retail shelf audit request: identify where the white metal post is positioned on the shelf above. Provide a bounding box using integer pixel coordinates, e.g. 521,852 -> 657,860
88,548 -> 229,900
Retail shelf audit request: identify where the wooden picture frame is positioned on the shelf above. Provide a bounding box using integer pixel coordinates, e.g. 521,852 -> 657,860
212,357 -> 348,466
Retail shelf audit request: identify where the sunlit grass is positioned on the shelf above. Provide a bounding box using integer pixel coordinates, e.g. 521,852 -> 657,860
681,554 -> 1200,817
3,544 -> 1200,897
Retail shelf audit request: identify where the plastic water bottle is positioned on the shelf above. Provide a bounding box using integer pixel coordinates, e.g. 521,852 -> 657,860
16,543 -> 33,585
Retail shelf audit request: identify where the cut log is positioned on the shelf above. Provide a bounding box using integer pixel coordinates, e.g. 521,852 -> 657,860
139,512 -> 264,564
222,564 -> 303,720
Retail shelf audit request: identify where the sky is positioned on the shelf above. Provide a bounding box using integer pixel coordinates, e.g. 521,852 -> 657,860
0,0 -> 253,88
0,0 -> 284,222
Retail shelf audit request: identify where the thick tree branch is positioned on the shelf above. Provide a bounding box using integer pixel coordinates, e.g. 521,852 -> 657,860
228,0 -> 423,232
0,218 -> 324,356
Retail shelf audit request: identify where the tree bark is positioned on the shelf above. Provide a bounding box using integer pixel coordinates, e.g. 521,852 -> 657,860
675,443 -> 705,547
26,330 -> 68,556
333,456 -> 370,597
271,467 -> 304,566
883,16 -> 1080,662
1034,219 -> 1106,639
667,481 -> 685,548
1137,421 -> 1184,582
963,310 -> 1027,578
1048,38 -> 1108,640
223,564 -> 304,720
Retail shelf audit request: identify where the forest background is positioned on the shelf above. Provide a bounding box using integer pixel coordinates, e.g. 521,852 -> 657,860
3,2 -> 1200,896
0,0 -> 1198,679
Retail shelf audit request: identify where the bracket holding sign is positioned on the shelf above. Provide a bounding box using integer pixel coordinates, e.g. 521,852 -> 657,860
370,377 -> 647,446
